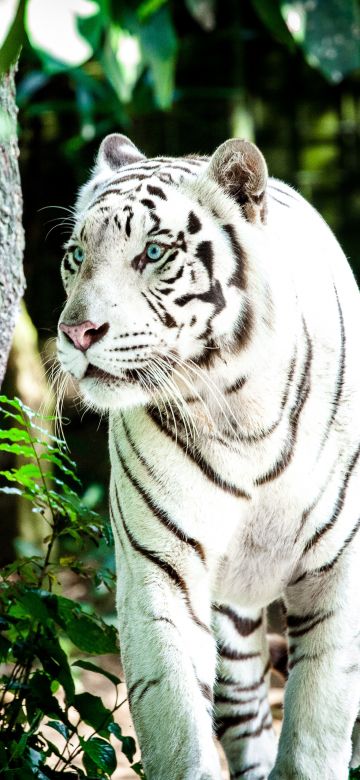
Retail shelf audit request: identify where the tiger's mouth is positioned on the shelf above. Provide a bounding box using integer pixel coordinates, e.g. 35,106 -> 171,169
84,363 -> 147,384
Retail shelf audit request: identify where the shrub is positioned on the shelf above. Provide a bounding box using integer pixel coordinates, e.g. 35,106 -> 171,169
0,395 -> 144,779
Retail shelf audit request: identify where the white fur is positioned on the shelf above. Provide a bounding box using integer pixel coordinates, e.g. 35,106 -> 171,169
57,143 -> 360,780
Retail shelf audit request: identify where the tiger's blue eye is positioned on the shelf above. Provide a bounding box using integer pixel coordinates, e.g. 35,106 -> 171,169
146,243 -> 164,262
73,246 -> 85,263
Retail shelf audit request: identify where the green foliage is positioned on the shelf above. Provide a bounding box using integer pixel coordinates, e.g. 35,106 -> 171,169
1,0 -> 360,117
350,769 -> 360,779
0,396 -> 141,779
280,0 -> 360,83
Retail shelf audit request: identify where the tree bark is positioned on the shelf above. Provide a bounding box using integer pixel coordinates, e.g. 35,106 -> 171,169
0,65 -> 25,388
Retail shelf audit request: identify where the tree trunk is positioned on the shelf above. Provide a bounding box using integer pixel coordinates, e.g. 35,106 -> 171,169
0,65 -> 25,388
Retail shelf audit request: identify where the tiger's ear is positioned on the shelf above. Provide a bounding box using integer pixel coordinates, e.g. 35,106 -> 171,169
96,133 -> 146,172
208,138 -> 268,224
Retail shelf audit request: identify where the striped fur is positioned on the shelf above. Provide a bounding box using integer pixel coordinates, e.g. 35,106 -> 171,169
57,133 -> 360,779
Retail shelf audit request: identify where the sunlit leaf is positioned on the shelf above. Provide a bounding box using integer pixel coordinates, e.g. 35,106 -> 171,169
185,0 -> 216,31
0,0 -> 25,75
136,6 -> 177,109
25,0 -> 99,71
281,0 -> 360,82
252,0 -> 294,47
137,0 -> 168,22
102,25 -> 143,103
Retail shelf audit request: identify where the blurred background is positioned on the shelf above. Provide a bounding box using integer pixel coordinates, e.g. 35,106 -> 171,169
2,0 -> 360,568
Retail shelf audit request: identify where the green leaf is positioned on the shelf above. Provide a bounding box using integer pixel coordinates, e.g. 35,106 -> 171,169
77,5 -> 104,51
252,0 -> 294,48
25,0 -> 97,72
26,670 -> 65,723
137,0 -> 168,22
102,25 -> 143,104
0,0 -> 26,75
137,6 -> 177,109
43,593 -> 119,654
80,736 -> 117,774
131,762 -> 146,778
281,0 -> 360,82
47,720 -> 70,740
75,692 -> 113,731
0,635 -> 11,660
0,442 -> 35,457
15,589 -> 50,624
0,428 -> 31,442
73,659 -> 121,686
0,462 -> 42,488
36,633 -> 76,705
185,0 -> 215,31
108,723 -> 136,762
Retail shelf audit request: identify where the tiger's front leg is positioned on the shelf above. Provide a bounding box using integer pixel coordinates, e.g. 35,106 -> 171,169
213,604 -> 276,779
110,483 -> 222,780
270,546 -> 360,780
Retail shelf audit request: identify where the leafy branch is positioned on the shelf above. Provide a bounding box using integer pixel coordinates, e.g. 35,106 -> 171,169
0,395 -> 143,779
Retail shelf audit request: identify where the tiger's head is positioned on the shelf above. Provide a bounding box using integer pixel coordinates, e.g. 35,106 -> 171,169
57,134 -> 269,411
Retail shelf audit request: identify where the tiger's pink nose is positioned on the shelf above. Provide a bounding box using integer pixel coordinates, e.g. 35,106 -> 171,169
59,320 -> 109,351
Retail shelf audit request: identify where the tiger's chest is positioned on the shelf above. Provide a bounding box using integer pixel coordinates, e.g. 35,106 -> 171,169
110,404 -> 329,607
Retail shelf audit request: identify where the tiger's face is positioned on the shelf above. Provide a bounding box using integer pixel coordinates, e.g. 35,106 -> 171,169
57,134 -> 268,411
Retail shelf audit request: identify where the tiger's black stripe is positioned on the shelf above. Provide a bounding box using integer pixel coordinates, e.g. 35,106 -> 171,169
287,611 -> 334,638
291,516 -> 360,585
317,285 -> 346,454
163,265 -> 184,284
128,677 -> 161,707
295,460 -> 338,541
114,431 -> 206,563
217,675 -> 266,693
141,198 -> 156,210
313,516 -> 360,576
216,710 -> 259,739
215,692 -> 258,706
287,610 -> 329,628
188,211 -> 202,234
63,255 -> 72,273
303,442 -> 360,551
218,644 -> 261,662
141,291 -> 177,328
255,320 -> 312,485
231,764 -> 262,778
113,488 -> 210,633
225,375 -> 247,395
196,240 -> 214,278
233,711 -> 272,741
269,194 -> 291,208
288,651 -> 322,670
219,346 -> 297,443
148,407 -> 251,500
268,183 -> 299,201
214,605 -> 262,636
147,184 -> 167,200
222,223 -> 246,289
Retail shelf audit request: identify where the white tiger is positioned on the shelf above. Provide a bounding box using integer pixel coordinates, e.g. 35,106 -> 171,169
57,133 -> 360,780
